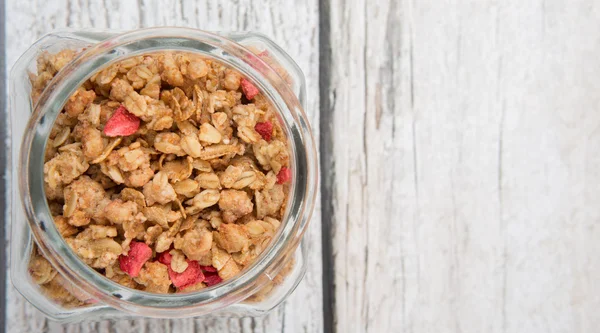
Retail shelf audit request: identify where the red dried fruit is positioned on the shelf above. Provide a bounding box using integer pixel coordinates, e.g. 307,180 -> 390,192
246,52 -> 269,72
119,241 -> 152,278
157,251 -> 172,265
276,167 -> 291,184
200,264 -> 221,287
103,105 -> 140,137
200,265 -> 218,273
203,274 -> 223,287
254,121 -> 273,141
168,260 -> 205,288
240,78 -> 259,100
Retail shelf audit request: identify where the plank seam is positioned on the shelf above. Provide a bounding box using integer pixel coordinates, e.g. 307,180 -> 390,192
318,0 -> 335,332
0,0 -> 7,330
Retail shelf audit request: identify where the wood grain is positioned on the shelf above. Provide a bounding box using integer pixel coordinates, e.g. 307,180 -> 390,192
324,0 -> 600,332
9,0 -> 600,332
0,0 -> 6,331
5,0 -> 321,332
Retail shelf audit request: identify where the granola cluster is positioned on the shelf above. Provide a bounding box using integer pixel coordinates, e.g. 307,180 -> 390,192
29,50 -> 293,300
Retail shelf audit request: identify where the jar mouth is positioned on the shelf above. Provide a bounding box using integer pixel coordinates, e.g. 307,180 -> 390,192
19,27 -> 318,317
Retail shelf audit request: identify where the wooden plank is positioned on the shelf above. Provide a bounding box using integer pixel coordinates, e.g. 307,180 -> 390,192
0,0 -> 7,331
325,0 -> 600,332
325,0 -> 411,331
405,2 -> 504,332
5,0 -> 321,332
497,1 -> 600,332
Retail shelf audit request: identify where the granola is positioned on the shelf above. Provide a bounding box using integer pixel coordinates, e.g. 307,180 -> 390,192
30,50 -> 293,301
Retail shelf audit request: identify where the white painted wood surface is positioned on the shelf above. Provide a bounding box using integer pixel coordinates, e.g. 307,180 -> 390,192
324,0 -> 600,332
5,1 -> 321,332
8,0 -> 600,332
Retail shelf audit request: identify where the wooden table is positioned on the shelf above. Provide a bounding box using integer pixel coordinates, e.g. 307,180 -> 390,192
5,0 -> 600,332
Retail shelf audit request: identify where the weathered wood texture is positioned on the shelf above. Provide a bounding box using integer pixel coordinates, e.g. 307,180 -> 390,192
9,0 -> 600,332
5,1 -> 322,332
324,0 -> 600,332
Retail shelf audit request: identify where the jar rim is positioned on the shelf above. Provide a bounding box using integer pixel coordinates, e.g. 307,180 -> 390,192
18,27 -> 318,317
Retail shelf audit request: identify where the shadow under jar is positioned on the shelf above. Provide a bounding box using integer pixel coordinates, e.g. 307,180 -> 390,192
10,28 -> 317,321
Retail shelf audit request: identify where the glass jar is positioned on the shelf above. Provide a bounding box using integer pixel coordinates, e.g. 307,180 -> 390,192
9,27 -> 318,321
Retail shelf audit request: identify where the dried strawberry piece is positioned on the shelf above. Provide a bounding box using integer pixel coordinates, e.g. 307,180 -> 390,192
103,105 -> 140,137
240,78 -> 259,100
276,167 -> 291,184
119,241 -> 152,278
200,265 -> 218,273
157,251 -> 172,265
203,274 -> 223,287
254,121 -> 273,141
201,265 -> 222,287
168,260 -> 205,288
246,52 -> 269,72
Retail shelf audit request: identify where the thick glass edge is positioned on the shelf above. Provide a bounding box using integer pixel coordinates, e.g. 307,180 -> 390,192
223,32 -> 308,108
